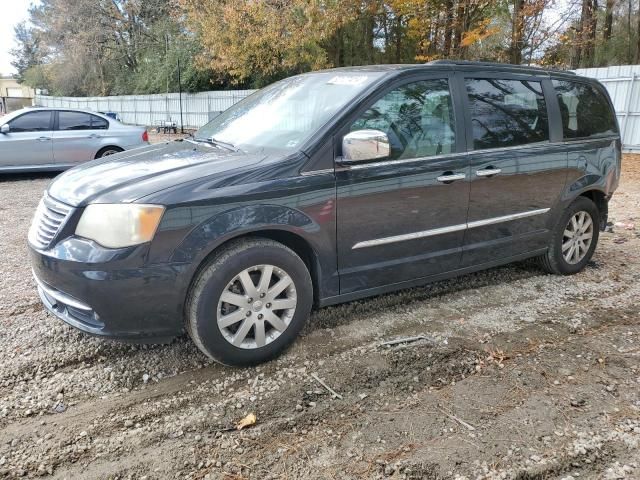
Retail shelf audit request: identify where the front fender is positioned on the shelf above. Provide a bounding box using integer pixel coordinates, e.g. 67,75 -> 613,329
171,204 -> 321,263
150,199 -> 338,300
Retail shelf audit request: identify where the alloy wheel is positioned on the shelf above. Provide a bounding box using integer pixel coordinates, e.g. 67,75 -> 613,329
562,211 -> 594,264
217,264 -> 297,349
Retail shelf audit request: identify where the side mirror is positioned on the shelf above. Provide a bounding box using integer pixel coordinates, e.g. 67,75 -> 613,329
0,124 -> 9,134
341,129 -> 390,163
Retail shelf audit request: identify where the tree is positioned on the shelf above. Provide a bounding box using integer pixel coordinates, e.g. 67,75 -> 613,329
10,22 -> 44,84
15,0 -> 214,96
12,0 -> 640,96
543,0 -> 639,68
181,0 -> 359,87
636,0 -> 640,62
510,0 -> 525,63
581,0 -> 599,67
603,0 -> 615,41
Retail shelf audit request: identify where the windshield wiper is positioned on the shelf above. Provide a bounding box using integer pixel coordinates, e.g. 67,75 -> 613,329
193,136 -> 239,152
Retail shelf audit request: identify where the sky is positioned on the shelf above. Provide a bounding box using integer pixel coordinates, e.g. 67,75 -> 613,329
0,0 -> 36,76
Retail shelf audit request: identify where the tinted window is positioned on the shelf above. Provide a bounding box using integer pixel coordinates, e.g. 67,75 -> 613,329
351,79 -> 455,159
91,115 -> 109,130
466,78 -> 549,150
58,111 -> 92,131
553,80 -> 617,139
8,111 -> 52,132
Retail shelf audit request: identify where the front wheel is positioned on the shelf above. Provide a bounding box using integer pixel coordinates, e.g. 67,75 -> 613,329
537,196 -> 600,275
186,238 -> 313,366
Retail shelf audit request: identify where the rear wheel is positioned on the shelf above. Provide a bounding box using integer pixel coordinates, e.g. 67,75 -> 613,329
95,146 -> 123,158
186,238 -> 313,366
537,196 -> 600,275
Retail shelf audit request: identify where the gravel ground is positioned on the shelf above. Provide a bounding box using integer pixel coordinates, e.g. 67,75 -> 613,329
0,151 -> 639,479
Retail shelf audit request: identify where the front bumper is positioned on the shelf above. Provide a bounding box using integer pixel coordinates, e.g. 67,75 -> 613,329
30,238 -> 190,342
34,273 -> 104,334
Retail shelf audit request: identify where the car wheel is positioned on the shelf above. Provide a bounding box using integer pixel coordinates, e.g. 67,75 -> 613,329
186,238 -> 313,366
537,196 -> 600,275
96,147 -> 123,158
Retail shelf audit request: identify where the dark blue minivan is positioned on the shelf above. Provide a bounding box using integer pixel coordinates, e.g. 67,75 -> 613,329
29,61 -> 621,366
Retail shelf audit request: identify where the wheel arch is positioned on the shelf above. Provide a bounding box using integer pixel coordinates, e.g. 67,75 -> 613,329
183,227 -> 324,310
249,229 -> 320,293
168,202 -> 337,307
577,189 -> 608,230
580,189 -> 609,229
95,145 -> 124,159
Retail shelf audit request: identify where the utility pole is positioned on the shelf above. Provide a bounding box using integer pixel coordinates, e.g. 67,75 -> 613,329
178,57 -> 184,134
165,33 -> 170,125
165,33 -> 170,94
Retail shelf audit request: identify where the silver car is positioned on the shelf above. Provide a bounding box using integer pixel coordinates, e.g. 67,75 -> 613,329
0,107 -> 149,172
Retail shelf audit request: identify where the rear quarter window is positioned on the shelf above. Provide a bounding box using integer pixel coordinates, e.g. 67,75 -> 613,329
552,80 -> 618,140
91,115 -> 109,130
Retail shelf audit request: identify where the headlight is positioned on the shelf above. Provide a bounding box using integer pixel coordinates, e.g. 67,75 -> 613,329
75,204 -> 165,248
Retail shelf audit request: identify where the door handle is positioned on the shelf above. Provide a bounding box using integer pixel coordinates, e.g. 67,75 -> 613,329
37,137 -> 51,142
87,134 -> 102,139
437,172 -> 466,184
476,168 -> 502,177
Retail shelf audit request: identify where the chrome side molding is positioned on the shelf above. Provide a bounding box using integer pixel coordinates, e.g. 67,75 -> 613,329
352,223 -> 468,249
466,208 -> 549,229
352,208 -> 550,250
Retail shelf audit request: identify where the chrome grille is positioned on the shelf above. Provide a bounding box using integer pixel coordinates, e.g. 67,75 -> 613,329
28,195 -> 72,249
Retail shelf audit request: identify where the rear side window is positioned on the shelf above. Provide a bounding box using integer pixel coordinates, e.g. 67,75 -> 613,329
466,78 -> 549,150
58,111 -> 92,131
552,80 -> 617,139
350,78 -> 456,160
91,115 -> 109,130
8,111 -> 52,132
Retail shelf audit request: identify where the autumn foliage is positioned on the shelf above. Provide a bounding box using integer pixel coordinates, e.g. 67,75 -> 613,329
10,0 -> 640,95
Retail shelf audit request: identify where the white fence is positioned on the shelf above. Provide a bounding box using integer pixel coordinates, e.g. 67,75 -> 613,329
575,65 -> 640,152
34,90 -> 255,129
34,65 -> 640,150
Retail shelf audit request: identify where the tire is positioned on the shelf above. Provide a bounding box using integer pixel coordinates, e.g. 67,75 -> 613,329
186,238 -> 313,366
537,196 -> 600,275
95,146 -> 124,158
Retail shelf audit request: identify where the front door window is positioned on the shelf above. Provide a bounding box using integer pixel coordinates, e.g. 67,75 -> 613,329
8,111 -> 53,132
350,79 -> 456,160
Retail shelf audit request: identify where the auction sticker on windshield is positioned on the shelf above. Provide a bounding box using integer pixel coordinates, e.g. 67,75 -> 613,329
327,75 -> 369,86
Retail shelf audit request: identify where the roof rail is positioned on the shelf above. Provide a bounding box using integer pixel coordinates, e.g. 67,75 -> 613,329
426,59 -> 576,74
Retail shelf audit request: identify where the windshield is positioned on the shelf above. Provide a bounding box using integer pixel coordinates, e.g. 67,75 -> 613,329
194,71 -> 385,153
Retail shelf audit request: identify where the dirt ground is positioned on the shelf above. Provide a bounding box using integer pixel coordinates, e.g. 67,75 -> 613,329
0,150 -> 638,479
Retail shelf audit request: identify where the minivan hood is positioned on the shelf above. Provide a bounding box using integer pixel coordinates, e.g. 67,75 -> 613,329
48,141 -> 268,207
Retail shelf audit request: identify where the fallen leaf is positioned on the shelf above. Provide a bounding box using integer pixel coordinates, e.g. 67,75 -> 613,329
236,412 -> 257,430
614,222 -> 635,230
